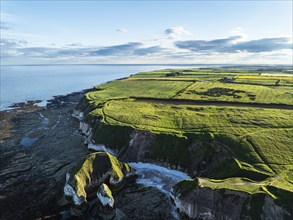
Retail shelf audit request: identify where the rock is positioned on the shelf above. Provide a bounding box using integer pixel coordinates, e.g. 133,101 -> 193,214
122,130 -> 155,161
64,152 -> 137,207
97,183 -> 114,207
79,121 -> 92,144
0,90 -> 88,219
91,202 -> 127,220
114,183 -> 177,220
90,183 -> 127,220
262,195 -> 289,220
171,178 -> 291,220
171,178 -> 248,219
43,159 -> 69,176
72,110 -> 84,121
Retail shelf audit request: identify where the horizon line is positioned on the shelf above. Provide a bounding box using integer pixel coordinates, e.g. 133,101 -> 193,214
1,63 -> 292,67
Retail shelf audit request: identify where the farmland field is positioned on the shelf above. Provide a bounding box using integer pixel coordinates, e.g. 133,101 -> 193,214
80,67 -> 293,211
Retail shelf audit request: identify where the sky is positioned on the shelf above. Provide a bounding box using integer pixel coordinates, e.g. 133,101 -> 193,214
1,0 -> 292,65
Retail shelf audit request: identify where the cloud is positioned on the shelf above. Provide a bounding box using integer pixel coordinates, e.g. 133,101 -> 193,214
134,46 -> 169,56
92,42 -> 142,56
0,39 -> 29,57
164,26 -> 189,39
1,32 -> 292,64
175,36 -> 292,53
66,43 -> 83,47
91,42 -> 168,56
175,36 -> 241,52
0,22 -> 12,30
0,38 -> 28,47
229,38 -> 292,53
116,28 -> 128,33
1,40 -> 168,59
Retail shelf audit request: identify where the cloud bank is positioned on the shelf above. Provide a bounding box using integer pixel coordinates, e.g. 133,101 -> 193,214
1,26 -> 292,64
175,36 -> 292,53
0,22 -> 12,30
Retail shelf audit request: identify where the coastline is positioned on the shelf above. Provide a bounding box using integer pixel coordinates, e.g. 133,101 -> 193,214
1,66 -> 292,219
0,87 -> 95,112
0,88 -> 181,220
0,90 -> 89,219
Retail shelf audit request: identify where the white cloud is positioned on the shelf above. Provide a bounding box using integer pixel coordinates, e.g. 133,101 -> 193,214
164,26 -> 190,39
116,28 -> 128,33
229,27 -> 247,40
1,28 -> 292,65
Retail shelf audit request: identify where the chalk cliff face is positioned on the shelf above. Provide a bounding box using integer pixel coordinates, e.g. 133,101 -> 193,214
122,130 -> 156,161
171,181 -> 247,220
89,183 -> 127,220
170,179 -> 290,220
75,109 -> 292,220
79,121 -> 92,144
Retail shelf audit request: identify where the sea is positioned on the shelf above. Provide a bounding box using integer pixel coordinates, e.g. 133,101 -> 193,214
0,64 -> 213,110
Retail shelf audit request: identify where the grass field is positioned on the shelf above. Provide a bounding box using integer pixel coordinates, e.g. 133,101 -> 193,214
81,67 -> 293,208
175,81 -> 293,105
86,79 -> 192,101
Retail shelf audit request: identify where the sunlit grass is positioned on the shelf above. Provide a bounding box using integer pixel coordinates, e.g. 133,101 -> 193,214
82,68 -> 293,202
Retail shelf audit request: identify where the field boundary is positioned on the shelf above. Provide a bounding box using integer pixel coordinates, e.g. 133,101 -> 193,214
130,97 -> 293,110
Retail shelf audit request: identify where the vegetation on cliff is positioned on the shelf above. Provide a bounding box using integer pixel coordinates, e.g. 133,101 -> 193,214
65,152 -> 136,205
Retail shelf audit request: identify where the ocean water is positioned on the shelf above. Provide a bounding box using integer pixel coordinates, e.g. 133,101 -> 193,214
0,64 -> 200,109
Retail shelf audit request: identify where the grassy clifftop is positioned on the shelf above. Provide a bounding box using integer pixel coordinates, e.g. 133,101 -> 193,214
78,68 -> 293,207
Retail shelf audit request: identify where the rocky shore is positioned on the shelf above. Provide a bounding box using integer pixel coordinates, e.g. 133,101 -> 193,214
0,91 -> 89,219
2,87 -> 290,220
0,90 -> 181,220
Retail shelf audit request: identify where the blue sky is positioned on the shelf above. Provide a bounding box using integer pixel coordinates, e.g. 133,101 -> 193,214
1,1 -> 292,64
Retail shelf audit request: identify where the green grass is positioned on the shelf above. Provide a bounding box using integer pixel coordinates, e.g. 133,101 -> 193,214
235,75 -> 293,85
69,152 -> 134,202
89,98 -> 292,177
175,81 -> 293,105
92,99 -> 293,135
86,79 -> 192,101
80,68 -> 293,207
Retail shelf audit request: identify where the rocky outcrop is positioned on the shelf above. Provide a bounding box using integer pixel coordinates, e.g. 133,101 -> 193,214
122,130 -> 155,161
75,104 -> 290,220
171,179 -> 290,220
97,183 -> 114,207
114,183 -> 178,220
64,152 -> 137,207
171,179 -> 245,219
261,195 -> 290,220
79,121 -> 92,145
72,109 -> 84,121
90,183 -> 127,220
0,91 -> 88,219
187,141 -> 231,177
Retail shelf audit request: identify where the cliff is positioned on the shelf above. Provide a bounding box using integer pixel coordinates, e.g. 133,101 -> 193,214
72,68 -> 293,219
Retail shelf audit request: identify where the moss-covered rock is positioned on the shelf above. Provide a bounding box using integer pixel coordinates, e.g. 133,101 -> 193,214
64,152 -> 136,206
97,183 -> 114,207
